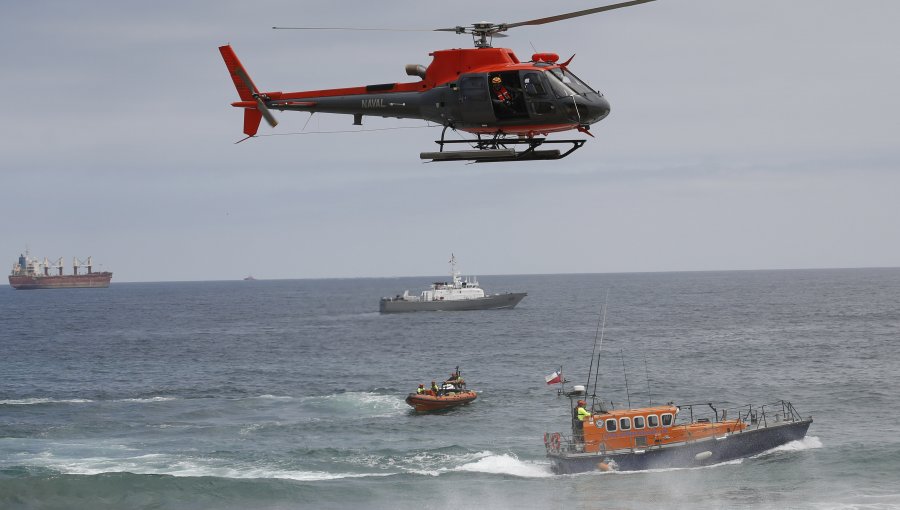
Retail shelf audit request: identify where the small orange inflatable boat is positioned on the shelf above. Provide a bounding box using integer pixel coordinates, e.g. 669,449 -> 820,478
405,390 -> 477,412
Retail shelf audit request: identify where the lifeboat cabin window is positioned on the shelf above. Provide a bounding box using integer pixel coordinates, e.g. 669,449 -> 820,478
633,416 -> 645,429
647,415 -> 659,428
605,419 -> 617,432
619,417 -> 631,431
661,413 -> 674,427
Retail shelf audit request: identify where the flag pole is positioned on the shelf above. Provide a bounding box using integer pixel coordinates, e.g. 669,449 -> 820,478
556,365 -> 566,396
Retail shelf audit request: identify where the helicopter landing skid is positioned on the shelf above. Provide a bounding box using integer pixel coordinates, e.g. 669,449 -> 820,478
420,137 -> 586,163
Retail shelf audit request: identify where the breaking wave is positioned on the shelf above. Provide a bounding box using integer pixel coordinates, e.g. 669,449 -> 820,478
300,391 -> 408,418
452,453 -> 554,478
22,451 -> 393,481
759,435 -> 823,455
0,398 -> 94,405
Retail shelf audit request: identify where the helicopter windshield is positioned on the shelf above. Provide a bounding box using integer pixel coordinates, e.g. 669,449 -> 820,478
547,68 -> 595,96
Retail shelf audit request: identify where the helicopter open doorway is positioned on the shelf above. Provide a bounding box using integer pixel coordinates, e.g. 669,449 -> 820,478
488,72 -> 528,120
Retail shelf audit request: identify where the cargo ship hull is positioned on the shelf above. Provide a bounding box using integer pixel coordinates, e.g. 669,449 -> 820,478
9,272 -> 113,290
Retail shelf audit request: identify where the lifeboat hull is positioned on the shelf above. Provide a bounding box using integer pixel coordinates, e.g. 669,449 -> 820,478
405,391 -> 478,412
548,418 -> 812,474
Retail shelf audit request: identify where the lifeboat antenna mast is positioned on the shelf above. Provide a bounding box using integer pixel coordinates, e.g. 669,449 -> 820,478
619,348 -> 632,409
585,291 -> 609,411
642,347 -> 652,406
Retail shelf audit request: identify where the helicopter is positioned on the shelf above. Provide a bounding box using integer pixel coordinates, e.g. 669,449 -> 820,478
219,0 -> 656,162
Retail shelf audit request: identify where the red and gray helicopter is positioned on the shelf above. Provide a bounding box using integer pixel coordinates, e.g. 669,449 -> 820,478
220,0 -> 655,162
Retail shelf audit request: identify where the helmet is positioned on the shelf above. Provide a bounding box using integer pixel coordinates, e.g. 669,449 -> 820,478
578,400 -> 586,406
419,384 -> 424,387
491,76 -> 502,84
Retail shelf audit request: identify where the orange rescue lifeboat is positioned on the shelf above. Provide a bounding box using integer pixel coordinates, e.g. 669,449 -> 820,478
405,390 -> 478,412
406,368 -> 477,412
545,387 -> 812,474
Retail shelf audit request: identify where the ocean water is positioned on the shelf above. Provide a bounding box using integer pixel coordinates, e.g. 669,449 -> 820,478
2,269 -> 899,510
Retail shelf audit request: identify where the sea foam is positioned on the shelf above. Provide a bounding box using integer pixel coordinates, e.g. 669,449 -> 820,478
764,435 -> 823,454
453,453 -> 554,478
0,398 -> 93,405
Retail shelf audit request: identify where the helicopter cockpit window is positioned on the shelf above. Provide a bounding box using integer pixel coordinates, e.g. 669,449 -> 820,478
544,71 -> 573,98
548,68 -> 594,96
460,76 -> 488,102
522,73 -> 547,97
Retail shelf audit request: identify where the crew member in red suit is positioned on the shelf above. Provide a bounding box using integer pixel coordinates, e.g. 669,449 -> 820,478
491,76 -> 513,105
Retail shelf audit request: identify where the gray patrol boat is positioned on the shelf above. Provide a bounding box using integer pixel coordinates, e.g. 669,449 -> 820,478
379,255 -> 526,313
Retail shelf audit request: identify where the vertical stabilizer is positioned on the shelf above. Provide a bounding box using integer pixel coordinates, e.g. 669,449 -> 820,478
219,45 -> 277,136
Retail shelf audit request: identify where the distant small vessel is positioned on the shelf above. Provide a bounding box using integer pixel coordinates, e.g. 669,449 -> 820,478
406,368 -> 478,412
380,254 -> 526,313
8,251 -> 112,290
243,275 -> 256,281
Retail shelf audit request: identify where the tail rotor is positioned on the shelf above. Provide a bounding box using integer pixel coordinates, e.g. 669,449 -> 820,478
232,66 -> 278,129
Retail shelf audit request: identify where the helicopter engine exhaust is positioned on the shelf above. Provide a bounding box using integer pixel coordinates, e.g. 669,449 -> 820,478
405,64 -> 426,79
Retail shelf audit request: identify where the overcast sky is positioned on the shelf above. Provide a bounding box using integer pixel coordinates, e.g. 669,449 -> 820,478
1,1 -> 898,282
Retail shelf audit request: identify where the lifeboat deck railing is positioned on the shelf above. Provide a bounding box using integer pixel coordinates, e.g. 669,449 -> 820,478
675,399 -> 806,430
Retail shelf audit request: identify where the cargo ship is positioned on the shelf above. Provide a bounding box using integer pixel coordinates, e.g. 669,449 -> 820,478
8,251 -> 112,290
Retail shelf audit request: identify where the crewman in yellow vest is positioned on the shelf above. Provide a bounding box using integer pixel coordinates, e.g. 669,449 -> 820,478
574,400 -> 590,441
576,400 -> 590,422
416,384 -> 425,395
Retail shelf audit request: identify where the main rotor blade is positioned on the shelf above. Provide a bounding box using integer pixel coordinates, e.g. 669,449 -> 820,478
503,0 -> 657,29
432,27 -> 507,37
273,26 -> 435,32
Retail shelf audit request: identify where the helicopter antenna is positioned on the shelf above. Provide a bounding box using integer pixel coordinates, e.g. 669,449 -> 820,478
301,112 -> 315,132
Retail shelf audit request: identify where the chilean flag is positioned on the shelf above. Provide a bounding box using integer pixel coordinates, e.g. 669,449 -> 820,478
545,370 -> 562,385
